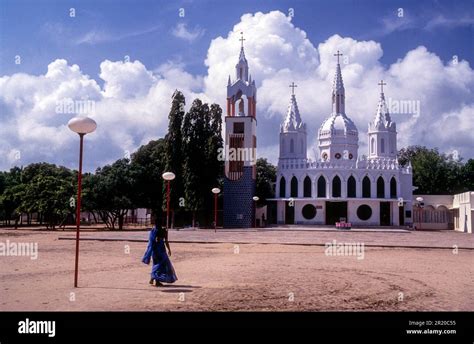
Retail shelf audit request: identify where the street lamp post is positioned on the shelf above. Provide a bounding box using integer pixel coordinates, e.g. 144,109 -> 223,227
162,172 -> 175,229
252,196 -> 259,228
68,116 -> 97,288
211,188 -> 221,232
415,196 -> 424,231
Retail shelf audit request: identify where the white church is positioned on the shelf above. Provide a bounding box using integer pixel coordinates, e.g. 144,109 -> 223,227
273,52 -> 413,227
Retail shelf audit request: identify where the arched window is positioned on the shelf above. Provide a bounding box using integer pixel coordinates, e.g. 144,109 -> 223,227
371,138 -> 375,155
303,176 -> 312,198
362,176 -> 371,198
381,138 -> 385,154
390,177 -> 397,199
347,176 -> 356,198
317,176 -> 326,198
290,139 -> 294,153
332,176 -> 341,197
377,176 -> 385,198
290,176 -> 298,197
279,177 -> 286,198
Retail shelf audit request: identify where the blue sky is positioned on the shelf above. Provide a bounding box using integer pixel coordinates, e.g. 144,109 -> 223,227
1,0 -> 472,79
0,0 -> 473,172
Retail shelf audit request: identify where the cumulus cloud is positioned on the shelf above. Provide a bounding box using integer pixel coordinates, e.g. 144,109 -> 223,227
203,11 -> 473,160
100,60 -> 156,98
1,10 -> 473,172
0,58 -> 202,171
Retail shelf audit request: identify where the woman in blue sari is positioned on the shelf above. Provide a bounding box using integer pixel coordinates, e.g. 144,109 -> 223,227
142,225 -> 177,286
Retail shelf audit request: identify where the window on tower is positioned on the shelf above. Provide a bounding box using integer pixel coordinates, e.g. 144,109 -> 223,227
381,138 -> 385,153
233,122 -> 244,134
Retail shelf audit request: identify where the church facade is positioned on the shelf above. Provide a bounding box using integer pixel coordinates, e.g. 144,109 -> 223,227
274,53 -> 413,227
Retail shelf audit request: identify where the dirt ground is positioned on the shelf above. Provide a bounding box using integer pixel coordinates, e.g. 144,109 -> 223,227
0,229 -> 473,311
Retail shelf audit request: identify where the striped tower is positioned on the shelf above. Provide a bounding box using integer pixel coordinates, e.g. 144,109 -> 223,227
223,32 -> 257,228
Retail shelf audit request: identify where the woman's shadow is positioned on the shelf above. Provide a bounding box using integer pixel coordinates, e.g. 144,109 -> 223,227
158,284 -> 200,293
83,284 -> 201,293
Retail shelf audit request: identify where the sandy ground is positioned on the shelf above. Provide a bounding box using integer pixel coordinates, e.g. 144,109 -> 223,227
0,229 -> 473,311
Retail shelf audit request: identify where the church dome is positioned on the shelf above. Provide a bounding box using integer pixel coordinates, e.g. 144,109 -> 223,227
319,113 -> 358,135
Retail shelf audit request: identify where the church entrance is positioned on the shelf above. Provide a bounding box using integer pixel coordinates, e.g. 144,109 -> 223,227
285,201 -> 295,224
325,201 -> 348,225
380,202 -> 391,226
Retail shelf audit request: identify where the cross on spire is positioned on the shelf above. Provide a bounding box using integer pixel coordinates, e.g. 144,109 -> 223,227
239,32 -> 246,48
334,50 -> 343,64
378,80 -> 387,93
289,82 -> 298,95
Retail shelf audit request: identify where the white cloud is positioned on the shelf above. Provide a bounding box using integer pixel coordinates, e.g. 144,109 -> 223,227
1,10 -> 473,171
424,14 -> 474,31
100,60 -> 156,98
172,23 -> 205,42
75,25 -> 161,45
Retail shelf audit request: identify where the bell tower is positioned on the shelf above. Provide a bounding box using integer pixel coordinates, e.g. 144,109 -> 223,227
223,32 -> 258,228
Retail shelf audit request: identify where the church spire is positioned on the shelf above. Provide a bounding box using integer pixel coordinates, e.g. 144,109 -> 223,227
332,50 -> 345,114
282,82 -> 304,132
235,32 -> 249,82
373,80 -> 392,129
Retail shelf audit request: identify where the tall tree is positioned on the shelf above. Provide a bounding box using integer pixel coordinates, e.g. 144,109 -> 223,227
182,99 -> 207,225
181,100 -> 224,226
163,90 -> 186,221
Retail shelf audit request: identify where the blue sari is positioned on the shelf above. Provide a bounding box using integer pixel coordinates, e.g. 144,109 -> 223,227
142,227 -> 178,283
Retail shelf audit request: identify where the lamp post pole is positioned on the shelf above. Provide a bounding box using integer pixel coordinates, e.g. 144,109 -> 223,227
166,180 -> 170,228
74,133 -> 84,288
162,172 -> 176,229
211,188 -> 221,232
415,196 -> 424,231
68,116 -> 97,288
253,196 -> 259,228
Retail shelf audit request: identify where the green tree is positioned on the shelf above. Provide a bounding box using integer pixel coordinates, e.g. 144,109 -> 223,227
256,158 -> 276,205
130,139 -> 167,223
460,159 -> 474,192
163,90 -> 186,221
398,146 -> 471,194
84,159 -> 135,230
182,99 -> 213,225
